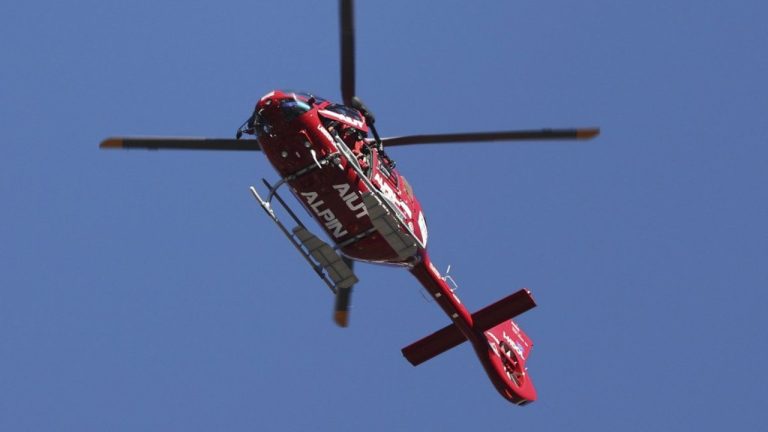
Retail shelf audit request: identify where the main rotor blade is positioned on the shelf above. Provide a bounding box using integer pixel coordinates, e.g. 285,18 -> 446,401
339,0 -> 356,105
374,128 -> 600,147
334,256 -> 356,327
334,286 -> 353,327
100,137 -> 261,151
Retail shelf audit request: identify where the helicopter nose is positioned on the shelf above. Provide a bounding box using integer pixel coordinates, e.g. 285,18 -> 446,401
256,97 -> 274,111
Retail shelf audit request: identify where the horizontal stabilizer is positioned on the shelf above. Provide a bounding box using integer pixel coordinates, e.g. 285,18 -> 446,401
402,289 -> 536,366
472,288 -> 536,331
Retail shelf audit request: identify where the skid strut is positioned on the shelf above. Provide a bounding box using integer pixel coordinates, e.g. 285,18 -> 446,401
329,131 -> 424,252
248,132 -> 427,323
249,178 -> 357,300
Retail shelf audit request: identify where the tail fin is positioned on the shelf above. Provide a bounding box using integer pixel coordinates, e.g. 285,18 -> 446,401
482,317 -> 537,404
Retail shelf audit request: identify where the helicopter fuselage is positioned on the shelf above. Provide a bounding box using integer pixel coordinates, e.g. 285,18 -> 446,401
248,90 -> 538,405
253,90 -> 427,264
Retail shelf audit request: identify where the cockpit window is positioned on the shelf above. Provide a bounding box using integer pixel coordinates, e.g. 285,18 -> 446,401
252,112 -> 272,138
280,98 -> 311,122
293,91 -> 327,104
325,103 -> 363,123
279,90 -> 327,105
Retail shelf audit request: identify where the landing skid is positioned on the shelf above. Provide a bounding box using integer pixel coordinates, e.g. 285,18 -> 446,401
248,130 -> 425,325
249,179 -> 357,326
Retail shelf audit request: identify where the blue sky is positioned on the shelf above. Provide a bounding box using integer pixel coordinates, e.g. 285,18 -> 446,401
2,0 -> 767,430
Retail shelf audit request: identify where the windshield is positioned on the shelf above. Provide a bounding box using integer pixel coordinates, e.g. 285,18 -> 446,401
325,103 -> 364,123
252,111 -> 272,138
280,98 -> 311,122
250,90 -> 327,139
251,95 -> 311,138
292,91 -> 327,104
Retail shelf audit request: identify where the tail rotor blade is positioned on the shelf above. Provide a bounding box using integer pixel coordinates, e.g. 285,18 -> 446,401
374,128 -> 600,147
339,0 -> 356,105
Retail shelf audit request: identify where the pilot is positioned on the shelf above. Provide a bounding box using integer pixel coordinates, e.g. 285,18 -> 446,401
352,137 -> 371,170
326,120 -> 371,171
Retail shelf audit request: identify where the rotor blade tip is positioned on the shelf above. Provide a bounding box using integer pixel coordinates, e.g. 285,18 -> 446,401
334,311 -> 349,327
100,138 -> 124,149
577,128 -> 600,139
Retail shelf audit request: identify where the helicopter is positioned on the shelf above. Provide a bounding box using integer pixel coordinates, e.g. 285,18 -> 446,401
100,0 -> 599,405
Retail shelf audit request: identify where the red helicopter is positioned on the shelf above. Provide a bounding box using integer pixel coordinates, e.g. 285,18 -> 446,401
100,0 -> 599,406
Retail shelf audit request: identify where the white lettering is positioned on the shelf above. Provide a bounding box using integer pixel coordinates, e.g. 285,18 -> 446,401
417,211 -> 429,246
502,331 -> 526,360
300,191 -> 348,238
486,332 -> 501,358
317,208 -> 335,222
373,173 -> 413,219
333,184 -> 367,219
301,191 -> 318,203
325,218 -> 347,238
